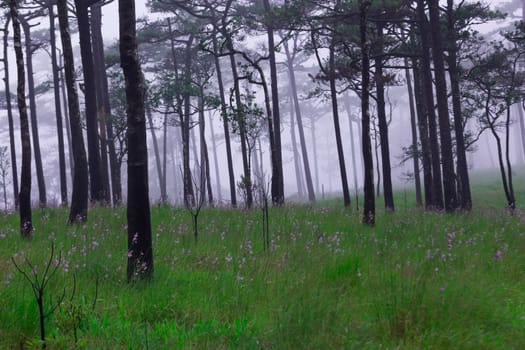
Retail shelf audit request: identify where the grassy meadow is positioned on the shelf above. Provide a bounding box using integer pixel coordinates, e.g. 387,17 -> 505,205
1,170 -> 525,349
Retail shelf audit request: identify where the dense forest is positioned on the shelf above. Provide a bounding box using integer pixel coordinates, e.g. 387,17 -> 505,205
0,0 -> 524,273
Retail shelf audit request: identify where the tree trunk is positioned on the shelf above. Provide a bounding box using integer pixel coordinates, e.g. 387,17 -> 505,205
284,40 -> 316,203
404,59 -> 422,207
417,0 -> 444,210
2,17 -> 19,210
91,3 -> 114,204
428,0 -> 457,212
58,53 -> 74,175
198,91 -> 213,205
211,33 -> 235,206
208,112 -> 222,203
119,0 -> 154,281
446,0 -> 471,211
412,58 -> 433,209
329,40 -> 351,207
262,0 -> 285,205
57,0 -> 89,223
9,0 -> 32,236
75,0 -> 104,203
374,23 -> 394,211
360,0 -> 375,225
20,17 -> 47,208
289,96 -> 305,198
48,2 -> 68,206
344,100 -> 360,207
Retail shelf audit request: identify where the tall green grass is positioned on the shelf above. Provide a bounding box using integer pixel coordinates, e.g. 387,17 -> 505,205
1,175 -> 525,349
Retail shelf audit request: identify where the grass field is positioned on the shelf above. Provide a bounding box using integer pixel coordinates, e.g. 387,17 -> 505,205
1,170 -> 525,349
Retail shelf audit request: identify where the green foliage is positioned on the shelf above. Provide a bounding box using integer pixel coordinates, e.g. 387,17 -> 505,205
1,176 -> 525,348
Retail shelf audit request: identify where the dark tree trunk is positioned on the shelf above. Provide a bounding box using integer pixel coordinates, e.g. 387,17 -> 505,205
446,1 -> 471,211
119,0 -> 154,281
57,0 -> 89,223
360,0 -> 375,225
48,2 -> 68,206
58,53 -> 75,175
162,108 -> 168,202
75,0 -> 104,203
329,40 -> 351,207
412,58 -> 434,209
427,0 -> 457,212
262,0 -> 285,206
2,17 -> 19,210
284,39 -> 316,203
9,0 -> 32,236
198,91 -> 213,205
211,33 -> 235,206
20,17 -> 47,208
310,117 -> 320,196
417,0 -> 444,210
91,3 -> 113,204
404,59 -> 422,207
374,23 -> 394,211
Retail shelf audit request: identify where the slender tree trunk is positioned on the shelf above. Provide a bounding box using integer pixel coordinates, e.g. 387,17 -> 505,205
58,53 -> 74,174
360,0 -> 375,225
47,3 -> 68,205
505,105 -> 516,209
198,91 -> 213,205
289,97 -> 305,198
162,109 -> 168,203
284,40 -> 315,202
20,17 -> 46,208
405,60 -> 422,207
9,0 -> 32,236
58,0 -> 88,223
413,58 -> 433,208
329,41 -> 351,207
373,124 -> 381,197
446,0 -> 471,211
2,17 -> 19,210
344,101 -> 360,206
517,105 -> 525,161
208,112 -> 222,203
75,0 -> 104,203
417,0 -> 444,210
91,3 -> 113,204
211,31 -> 235,207
262,0 -> 285,205
120,0 -> 153,281
374,23 -> 394,210
310,116 -> 320,196
428,0 -> 457,212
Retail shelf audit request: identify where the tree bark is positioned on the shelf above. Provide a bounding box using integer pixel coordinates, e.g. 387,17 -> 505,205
20,17 -> 47,208
417,0 -> 444,210
360,0 -> 375,225
91,2 -> 115,204
428,0 -> 457,212
119,0 -> 154,281
2,17 -> 19,210
329,39 -> 351,207
9,0 -> 32,236
75,0 -> 104,203
48,2 -> 68,206
57,0 -> 89,223
284,39 -> 316,202
262,0 -> 285,206
412,58 -> 433,209
404,59 -> 422,207
446,0 -> 471,211
374,22 -> 394,211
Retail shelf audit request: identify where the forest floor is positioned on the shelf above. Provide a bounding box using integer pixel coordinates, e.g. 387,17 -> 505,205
1,170 -> 525,349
